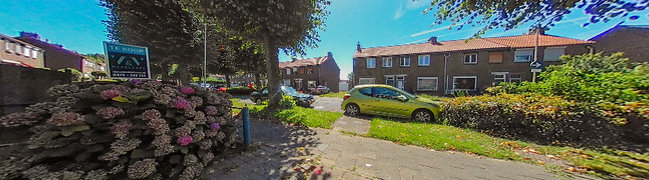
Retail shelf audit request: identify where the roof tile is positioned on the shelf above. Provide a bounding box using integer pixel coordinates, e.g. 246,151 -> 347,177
279,56 -> 329,68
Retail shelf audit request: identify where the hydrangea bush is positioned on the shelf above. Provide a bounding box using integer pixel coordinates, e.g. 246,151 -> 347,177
0,80 -> 238,179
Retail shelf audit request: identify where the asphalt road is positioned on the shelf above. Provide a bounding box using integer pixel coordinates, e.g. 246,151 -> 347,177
234,95 -> 344,113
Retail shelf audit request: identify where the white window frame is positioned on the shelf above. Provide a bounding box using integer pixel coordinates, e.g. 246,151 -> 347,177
417,77 -> 438,91
382,57 -> 392,67
514,48 -> 534,62
400,56 -> 410,67
292,68 -> 298,73
510,74 -> 523,83
23,47 -> 30,57
418,55 -> 430,66
464,53 -> 478,64
452,76 -> 478,91
4,41 -> 13,53
15,45 -> 22,55
31,49 -> 38,58
358,78 -> 376,85
543,46 -> 566,62
385,76 -> 395,86
491,72 -> 509,85
366,58 -> 376,68
286,68 -> 291,75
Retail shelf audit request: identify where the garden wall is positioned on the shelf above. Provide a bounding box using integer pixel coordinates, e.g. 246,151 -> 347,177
0,64 -> 71,116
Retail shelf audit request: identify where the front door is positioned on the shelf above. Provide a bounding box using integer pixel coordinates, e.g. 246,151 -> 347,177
396,76 -> 405,90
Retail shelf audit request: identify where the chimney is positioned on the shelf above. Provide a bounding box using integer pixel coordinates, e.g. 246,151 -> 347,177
327,52 -> 333,58
528,27 -> 546,35
427,36 -> 439,44
356,42 -> 361,52
19,32 -> 40,40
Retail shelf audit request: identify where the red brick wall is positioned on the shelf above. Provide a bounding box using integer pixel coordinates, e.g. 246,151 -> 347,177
592,27 -> 649,63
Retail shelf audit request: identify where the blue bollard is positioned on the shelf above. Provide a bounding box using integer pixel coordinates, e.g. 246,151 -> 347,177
242,107 -> 250,147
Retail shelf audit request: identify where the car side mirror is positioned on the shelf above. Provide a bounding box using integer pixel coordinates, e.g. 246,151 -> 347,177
397,95 -> 408,102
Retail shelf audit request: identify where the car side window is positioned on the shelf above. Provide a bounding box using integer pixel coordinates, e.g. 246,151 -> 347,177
372,87 -> 400,100
261,88 -> 268,95
358,88 -> 372,96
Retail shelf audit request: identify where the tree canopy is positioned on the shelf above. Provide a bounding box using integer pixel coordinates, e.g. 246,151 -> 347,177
424,0 -> 649,36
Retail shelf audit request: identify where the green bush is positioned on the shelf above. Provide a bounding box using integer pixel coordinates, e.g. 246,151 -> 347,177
225,87 -> 254,95
0,81 -> 238,179
440,93 -> 649,150
278,95 -> 297,109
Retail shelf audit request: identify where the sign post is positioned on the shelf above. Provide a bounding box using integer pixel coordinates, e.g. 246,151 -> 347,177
530,61 -> 544,82
103,42 -> 151,79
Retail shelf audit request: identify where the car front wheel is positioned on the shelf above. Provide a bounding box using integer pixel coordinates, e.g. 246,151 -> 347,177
412,109 -> 433,122
345,104 -> 360,116
255,98 -> 263,104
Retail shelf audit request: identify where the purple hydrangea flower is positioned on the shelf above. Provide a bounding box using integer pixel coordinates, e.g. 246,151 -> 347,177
210,123 -> 220,131
205,106 -> 218,116
177,136 -> 193,146
180,86 -> 195,95
174,98 -> 192,110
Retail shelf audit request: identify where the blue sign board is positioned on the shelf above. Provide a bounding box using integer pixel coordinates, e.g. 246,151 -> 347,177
103,42 -> 151,79
530,61 -> 544,69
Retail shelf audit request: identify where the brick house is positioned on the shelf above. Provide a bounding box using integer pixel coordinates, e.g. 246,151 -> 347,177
590,24 -> 649,63
82,58 -> 106,78
279,52 -> 340,92
0,33 -> 45,68
16,32 -> 84,71
352,33 -> 593,96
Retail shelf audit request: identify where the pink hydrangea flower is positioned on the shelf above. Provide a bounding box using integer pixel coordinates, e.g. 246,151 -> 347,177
205,106 -> 218,116
174,98 -> 192,110
100,90 -> 121,100
210,123 -> 220,131
180,86 -> 195,95
177,136 -> 193,146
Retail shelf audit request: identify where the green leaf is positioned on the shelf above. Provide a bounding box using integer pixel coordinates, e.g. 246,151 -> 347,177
181,147 -> 189,154
60,124 -> 90,137
113,96 -> 133,103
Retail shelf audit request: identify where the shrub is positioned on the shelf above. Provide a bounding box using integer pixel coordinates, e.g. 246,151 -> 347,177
225,87 -> 254,95
279,95 -> 297,109
440,93 -> 649,151
0,80 -> 238,179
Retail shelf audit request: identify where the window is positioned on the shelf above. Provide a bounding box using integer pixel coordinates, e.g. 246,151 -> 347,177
510,74 -> 522,83
418,55 -> 430,66
23,47 -> 30,57
488,52 -> 503,63
359,88 -> 372,96
358,78 -> 375,85
464,53 -> 478,64
366,58 -> 376,68
491,72 -> 509,85
307,81 -> 316,88
514,49 -> 534,62
292,68 -> 297,73
283,79 -> 291,86
400,57 -> 410,67
15,45 -> 22,55
373,87 -> 401,99
417,77 -> 438,91
299,68 -> 305,74
453,76 -> 477,91
543,46 -> 566,61
4,41 -> 13,52
307,68 -> 313,74
286,68 -> 291,75
382,57 -> 392,67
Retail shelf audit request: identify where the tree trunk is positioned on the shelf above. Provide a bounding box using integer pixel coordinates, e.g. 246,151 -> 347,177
225,74 -> 231,88
254,73 -> 261,90
264,36 -> 280,110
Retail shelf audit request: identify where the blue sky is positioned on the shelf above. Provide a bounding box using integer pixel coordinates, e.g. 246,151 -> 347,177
1,0 -> 648,80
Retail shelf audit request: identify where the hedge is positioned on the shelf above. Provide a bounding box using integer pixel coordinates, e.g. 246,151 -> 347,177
440,93 -> 649,151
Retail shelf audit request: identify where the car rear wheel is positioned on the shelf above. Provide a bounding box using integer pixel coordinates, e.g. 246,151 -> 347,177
412,109 -> 433,122
255,98 -> 263,104
345,103 -> 360,116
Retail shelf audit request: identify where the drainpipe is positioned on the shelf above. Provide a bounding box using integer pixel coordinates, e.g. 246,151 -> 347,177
585,45 -> 594,54
443,52 -> 451,95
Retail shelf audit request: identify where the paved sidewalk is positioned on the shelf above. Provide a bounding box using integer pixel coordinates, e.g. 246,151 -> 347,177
209,121 -> 558,180
332,116 -> 371,135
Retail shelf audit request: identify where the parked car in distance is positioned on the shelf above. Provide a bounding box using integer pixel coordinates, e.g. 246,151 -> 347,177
250,86 -> 315,107
309,85 -> 331,95
341,84 -> 440,122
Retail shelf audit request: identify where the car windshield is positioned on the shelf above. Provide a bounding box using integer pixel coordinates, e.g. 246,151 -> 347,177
281,86 -> 299,95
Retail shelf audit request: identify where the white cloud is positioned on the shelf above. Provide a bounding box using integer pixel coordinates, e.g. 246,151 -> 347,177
410,25 -> 452,37
394,4 -> 406,20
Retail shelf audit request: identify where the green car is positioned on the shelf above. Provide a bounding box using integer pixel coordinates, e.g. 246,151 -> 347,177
341,84 -> 440,122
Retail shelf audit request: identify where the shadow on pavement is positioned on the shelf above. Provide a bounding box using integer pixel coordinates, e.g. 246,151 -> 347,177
208,120 -> 325,179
